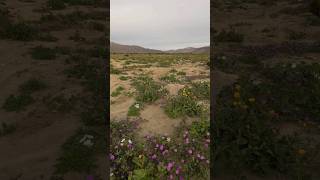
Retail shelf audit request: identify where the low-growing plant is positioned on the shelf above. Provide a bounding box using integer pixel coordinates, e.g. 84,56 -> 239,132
214,28 -> 244,43
160,74 -> 180,83
31,46 -> 57,60
190,81 -> 210,100
19,78 -> 47,94
127,103 -> 141,117
165,88 -> 203,118
132,76 -> 167,103
4,22 -> 37,41
0,122 -> 16,137
287,30 -> 306,40
119,76 -> 129,81
2,94 -> 34,112
47,0 -> 66,10
54,129 -> 97,174
111,86 -> 124,97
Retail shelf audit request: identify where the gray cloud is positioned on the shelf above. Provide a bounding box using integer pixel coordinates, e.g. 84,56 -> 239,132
111,0 -> 210,50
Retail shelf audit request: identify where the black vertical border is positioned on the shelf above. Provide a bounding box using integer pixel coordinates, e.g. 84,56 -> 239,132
105,0 -> 110,179
210,0 -> 214,179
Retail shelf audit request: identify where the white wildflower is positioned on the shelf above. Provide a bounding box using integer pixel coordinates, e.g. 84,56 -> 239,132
121,138 -> 126,143
83,139 -> 94,147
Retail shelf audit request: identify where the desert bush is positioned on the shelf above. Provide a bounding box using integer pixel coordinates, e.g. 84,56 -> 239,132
214,28 -> 244,43
132,76 -> 167,103
4,22 -> 37,41
2,94 -> 34,112
31,46 -> 57,60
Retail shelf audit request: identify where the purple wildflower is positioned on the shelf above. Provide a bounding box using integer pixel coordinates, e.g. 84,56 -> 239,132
188,149 -> 193,155
166,162 -> 174,171
109,154 -> 115,161
169,174 -> 174,179
151,154 -> 157,160
87,175 -> 94,180
160,144 -> 164,151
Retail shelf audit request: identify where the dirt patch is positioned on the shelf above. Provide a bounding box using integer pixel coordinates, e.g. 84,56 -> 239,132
138,104 -> 183,136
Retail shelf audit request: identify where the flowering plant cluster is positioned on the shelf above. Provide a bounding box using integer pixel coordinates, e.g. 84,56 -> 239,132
110,120 -> 210,179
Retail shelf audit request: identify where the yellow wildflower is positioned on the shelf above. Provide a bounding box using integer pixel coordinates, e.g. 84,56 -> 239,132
234,92 -> 240,98
297,149 -> 306,156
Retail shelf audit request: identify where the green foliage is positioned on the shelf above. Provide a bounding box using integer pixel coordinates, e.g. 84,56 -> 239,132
132,76 -> 167,103
31,46 -> 57,60
119,76 -> 129,81
127,103 -> 141,117
160,73 -> 180,83
2,94 -> 34,112
111,86 -> 124,97
54,129 -> 97,174
19,78 -> 47,94
4,22 -> 37,41
47,0 -> 66,10
287,30 -> 306,40
189,119 -> 210,138
213,74 -> 320,177
165,91 -> 203,118
190,81 -> 210,100
214,28 -> 244,43
110,64 -> 121,74
0,122 -> 16,137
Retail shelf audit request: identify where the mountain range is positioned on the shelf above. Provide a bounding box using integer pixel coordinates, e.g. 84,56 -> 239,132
110,42 -> 210,54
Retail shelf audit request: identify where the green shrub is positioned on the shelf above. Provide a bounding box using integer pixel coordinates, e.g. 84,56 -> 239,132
47,0 -> 66,10
4,22 -> 37,41
165,94 -> 203,118
191,81 -> 210,100
214,28 -> 244,43
31,46 -> 57,60
0,122 -> 16,137
132,76 -> 167,103
160,74 -> 180,83
111,86 -> 124,97
2,94 -> 34,112
19,78 -> 47,94
127,103 -> 141,117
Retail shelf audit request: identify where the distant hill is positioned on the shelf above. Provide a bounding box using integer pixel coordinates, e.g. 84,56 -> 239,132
110,42 -> 163,53
110,41 -> 210,54
165,46 -> 210,54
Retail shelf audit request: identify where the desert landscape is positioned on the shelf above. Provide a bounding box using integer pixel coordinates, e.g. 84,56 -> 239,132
110,42 -> 211,179
212,0 -> 320,179
0,0 -> 107,179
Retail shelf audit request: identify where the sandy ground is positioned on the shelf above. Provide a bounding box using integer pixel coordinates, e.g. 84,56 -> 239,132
0,0 -> 107,179
110,55 -> 210,137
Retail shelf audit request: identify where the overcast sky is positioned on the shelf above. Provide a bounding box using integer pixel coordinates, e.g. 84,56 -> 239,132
111,0 -> 210,50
